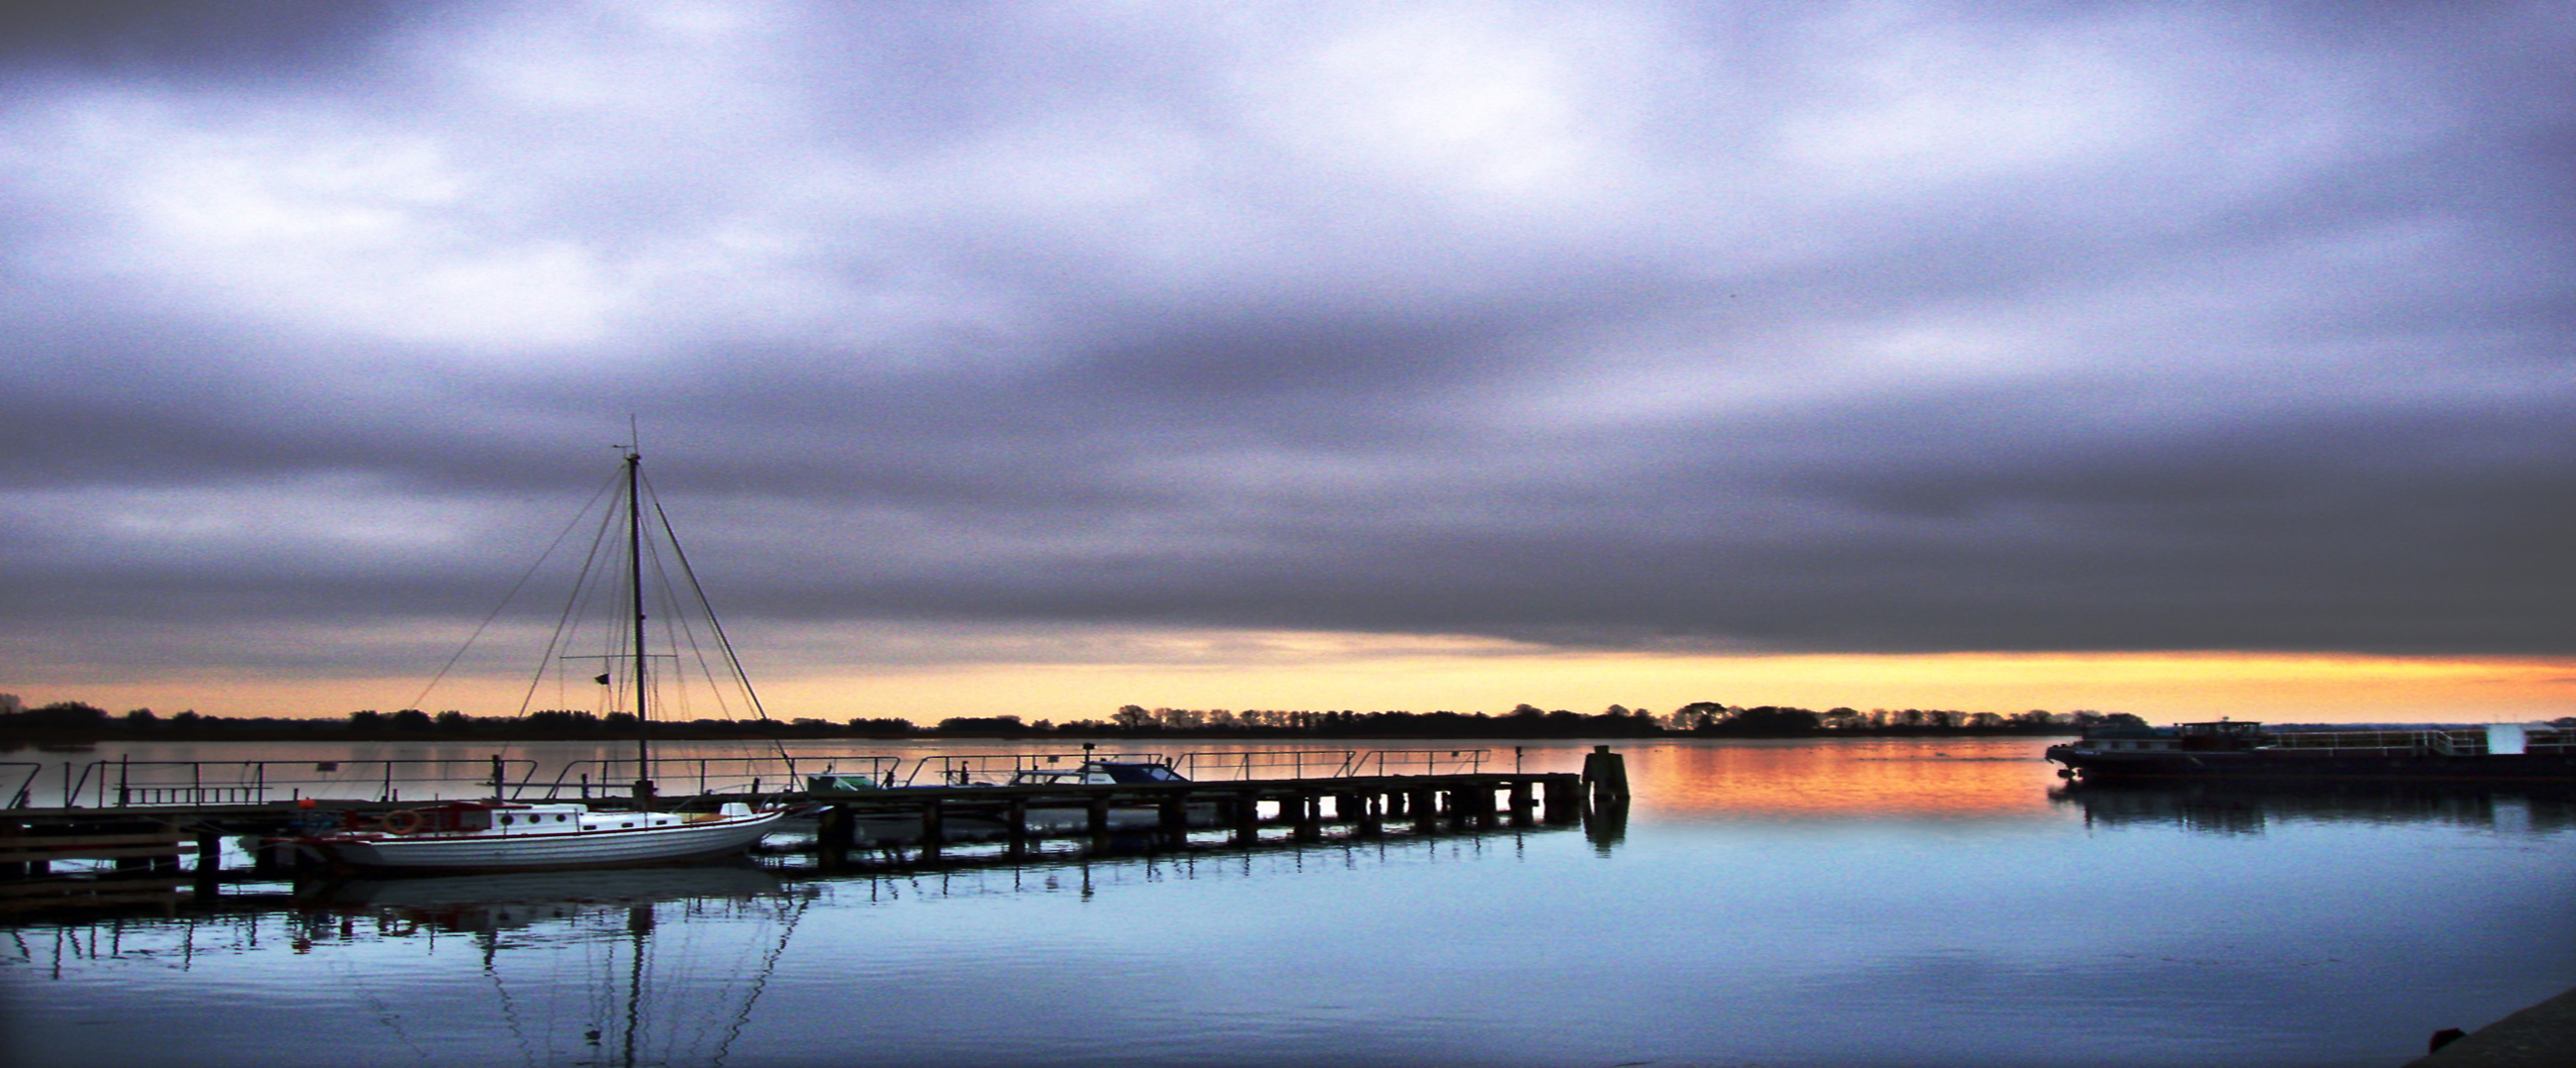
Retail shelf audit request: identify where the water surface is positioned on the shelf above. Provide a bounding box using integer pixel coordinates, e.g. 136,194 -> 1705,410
5,736 -> 2569,1067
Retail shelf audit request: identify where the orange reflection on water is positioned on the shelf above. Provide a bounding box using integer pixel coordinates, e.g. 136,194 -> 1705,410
1624,736 -> 2068,821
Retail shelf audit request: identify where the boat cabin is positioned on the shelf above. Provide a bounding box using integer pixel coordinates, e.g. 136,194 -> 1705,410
2172,720 -> 2273,750
1009,761 -> 1188,787
805,773 -> 889,797
2076,719 -> 2275,752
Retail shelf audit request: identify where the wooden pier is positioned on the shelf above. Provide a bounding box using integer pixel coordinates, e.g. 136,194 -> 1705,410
0,757 -> 1623,911
809,771 -> 1590,863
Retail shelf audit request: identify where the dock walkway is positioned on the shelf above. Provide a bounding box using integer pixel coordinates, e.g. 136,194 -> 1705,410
0,759 -> 1619,910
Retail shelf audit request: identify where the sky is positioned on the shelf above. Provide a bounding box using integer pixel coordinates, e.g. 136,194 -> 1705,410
1,1 -> 2569,725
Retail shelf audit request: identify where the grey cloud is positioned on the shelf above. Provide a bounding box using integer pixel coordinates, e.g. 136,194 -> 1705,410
1,1 -> 2569,680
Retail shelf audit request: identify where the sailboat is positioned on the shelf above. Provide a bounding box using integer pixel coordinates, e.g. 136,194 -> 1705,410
298,445 -> 791,872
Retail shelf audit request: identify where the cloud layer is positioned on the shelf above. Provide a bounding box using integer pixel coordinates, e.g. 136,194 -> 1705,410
3,1 -> 2570,686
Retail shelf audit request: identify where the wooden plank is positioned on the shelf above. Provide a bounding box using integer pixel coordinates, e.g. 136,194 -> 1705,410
0,831 -> 184,848
0,844 -> 184,864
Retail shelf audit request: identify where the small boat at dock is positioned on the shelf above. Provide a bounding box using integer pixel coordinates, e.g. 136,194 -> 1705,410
1007,759 -> 1189,787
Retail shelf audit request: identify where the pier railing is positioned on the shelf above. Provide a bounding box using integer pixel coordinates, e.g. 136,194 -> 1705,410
1165,749 -> 1490,779
1169,750 -> 1355,782
25,746 -> 1514,810
886,748 -> 1496,786
897,752 -> 1164,787
1349,749 -> 1489,777
2,763 -> 40,808
539,756 -> 906,800
56,758 -> 540,808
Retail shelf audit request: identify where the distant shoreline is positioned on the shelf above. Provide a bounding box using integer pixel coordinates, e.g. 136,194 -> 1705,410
0,723 -> 2078,747
0,698 -> 2107,747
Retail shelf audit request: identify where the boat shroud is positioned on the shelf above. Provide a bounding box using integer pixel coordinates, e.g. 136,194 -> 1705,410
295,444 -> 795,872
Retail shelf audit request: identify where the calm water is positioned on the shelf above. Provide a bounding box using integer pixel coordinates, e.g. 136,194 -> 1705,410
4,736 -> 2571,1068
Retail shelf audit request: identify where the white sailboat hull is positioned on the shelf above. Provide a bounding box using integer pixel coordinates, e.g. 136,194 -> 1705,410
308,810 -> 786,872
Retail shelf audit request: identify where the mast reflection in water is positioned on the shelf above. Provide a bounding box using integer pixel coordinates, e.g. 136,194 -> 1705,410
304,866 -> 805,1068
4,737 -> 2573,1068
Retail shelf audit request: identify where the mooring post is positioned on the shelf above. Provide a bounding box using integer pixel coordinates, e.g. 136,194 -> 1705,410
1087,795 -> 1112,843
1581,745 -> 1631,806
1007,799 -> 1029,857
1411,787 -> 1441,833
191,830 -> 222,902
1231,790 -> 1260,844
1543,777 -> 1580,823
1159,791 -> 1189,844
1292,789 -> 1321,841
816,805 -> 852,869
1508,780 -> 1535,826
1355,793 -> 1383,837
251,837 -> 280,874
918,798 -> 944,856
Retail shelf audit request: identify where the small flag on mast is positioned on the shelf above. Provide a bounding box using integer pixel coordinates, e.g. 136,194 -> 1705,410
592,673 -> 611,686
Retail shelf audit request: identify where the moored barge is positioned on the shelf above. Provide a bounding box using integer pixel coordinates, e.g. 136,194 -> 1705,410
2047,720 -> 2576,783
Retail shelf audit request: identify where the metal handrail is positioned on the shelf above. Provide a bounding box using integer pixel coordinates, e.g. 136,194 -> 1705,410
1168,750 -> 1357,782
1350,749 -> 1490,777
542,755 -> 904,800
54,758 -> 541,808
2270,729 -> 2490,756
897,752 -> 1164,787
0,763 -> 39,808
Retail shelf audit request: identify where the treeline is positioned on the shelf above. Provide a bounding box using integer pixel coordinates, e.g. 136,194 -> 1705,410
1043,702 -> 2120,738
0,699 -> 915,743
2,694 -> 2115,743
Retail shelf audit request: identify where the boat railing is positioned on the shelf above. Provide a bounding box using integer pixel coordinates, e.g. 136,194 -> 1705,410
1168,750 -> 1359,782
2262,728 -> 2558,757
1,763 -> 41,808
542,756 -> 905,800
51,758 -> 542,808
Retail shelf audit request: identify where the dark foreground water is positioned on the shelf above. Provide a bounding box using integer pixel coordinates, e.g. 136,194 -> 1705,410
4,736 -> 2571,1068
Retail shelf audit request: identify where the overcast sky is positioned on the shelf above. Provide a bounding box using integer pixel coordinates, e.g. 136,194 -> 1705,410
2,1 -> 2569,715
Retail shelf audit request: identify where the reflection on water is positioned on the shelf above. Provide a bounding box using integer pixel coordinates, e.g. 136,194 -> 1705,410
1631,735 -> 2066,820
6,737 -> 2574,1068
2056,780 -> 2576,836
1582,798 -> 1628,854
306,866 -> 807,1068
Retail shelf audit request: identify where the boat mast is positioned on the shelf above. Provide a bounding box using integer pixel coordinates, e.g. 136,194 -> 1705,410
628,445 -> 655,805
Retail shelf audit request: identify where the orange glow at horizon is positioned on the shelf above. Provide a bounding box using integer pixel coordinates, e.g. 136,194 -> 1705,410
1629,736 -> 2068,820
17,638 -> 2571,728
